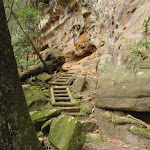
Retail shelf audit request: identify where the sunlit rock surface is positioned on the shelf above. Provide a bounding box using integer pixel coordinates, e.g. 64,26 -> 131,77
48,115 -> 86,150
39,0 -> 150,76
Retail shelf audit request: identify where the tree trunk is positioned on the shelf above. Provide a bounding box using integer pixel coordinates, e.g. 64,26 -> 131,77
0,1 -> 43,150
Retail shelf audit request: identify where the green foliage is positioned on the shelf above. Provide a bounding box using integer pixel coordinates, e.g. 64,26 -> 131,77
142,16 -> 150,33
4,0 -> 43,69
120,36 -> 125,40
126,38 -> 150,71
128,126 -> 150,138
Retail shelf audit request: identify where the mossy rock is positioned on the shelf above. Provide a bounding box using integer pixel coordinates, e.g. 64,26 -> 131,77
80,103 -> 92,115
72,93 -> 82,99
37,72 -> 51,81
128,126 -> 150,139
102,112 -> 112,122
82,121 -> 97,132
24,86 -> 46,111
22,84 -> 30,90
30,108 -> 61,131
74,115 -> 89,121
48,115 -> 86,150
115,117 -> 146,127
75,99 -> 82,106
102,112 -> 146,127
43,89 -> 51,98
86,133 -> 104,145
41,118 -> 55,133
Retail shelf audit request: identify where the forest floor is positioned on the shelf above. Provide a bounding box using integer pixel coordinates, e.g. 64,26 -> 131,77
24,72 -> 148,150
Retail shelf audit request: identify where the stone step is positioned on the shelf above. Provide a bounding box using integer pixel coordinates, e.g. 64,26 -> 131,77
64,72 -> 74,74
53,86 -> 67,89
62,75 -> 72,77
52,102 -> 76,107
56,107 -> 80,113
55,80 -> 66,82
52,82 -> 68,85
57,79 -> 68,82
51,72 -> 75,86
59,77 -> 70,79
55,97 -> 70,102
54,94 -> 69,97
51,86 -> 75,105
54,90 -> 68,93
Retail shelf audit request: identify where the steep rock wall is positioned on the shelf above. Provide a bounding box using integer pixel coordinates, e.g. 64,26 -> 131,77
39,0 -> 150,75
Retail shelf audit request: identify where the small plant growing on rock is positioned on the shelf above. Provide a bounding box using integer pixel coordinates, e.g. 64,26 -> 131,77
126,38 -> 150,71
142,16 -> 150,33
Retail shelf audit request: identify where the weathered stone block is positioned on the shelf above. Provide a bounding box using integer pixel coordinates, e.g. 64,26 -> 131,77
48,115 -> 86,150
37,72 -> 52,81
24,86 -> 46,111
73,75 -> 85,93
96,66 -> 150,112
94,108 -> 150,149
30,108 -> 61,131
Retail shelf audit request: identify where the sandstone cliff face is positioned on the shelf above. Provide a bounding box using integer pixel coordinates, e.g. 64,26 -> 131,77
39,0 -> 150,75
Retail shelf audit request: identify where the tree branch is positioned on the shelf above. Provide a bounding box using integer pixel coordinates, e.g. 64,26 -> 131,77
7,0 -> 15,22
7,5 -> 52,74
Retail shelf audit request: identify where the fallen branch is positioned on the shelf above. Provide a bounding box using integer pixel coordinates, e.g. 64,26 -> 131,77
20,56 -> 65,81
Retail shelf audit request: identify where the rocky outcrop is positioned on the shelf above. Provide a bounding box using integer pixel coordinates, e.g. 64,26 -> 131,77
37,0 -> 150,148
94,108 -> 150,149
39,0 -> 150,75
23,86 -> 46,111
95,66 -> 150,112
30,108 -> 61,130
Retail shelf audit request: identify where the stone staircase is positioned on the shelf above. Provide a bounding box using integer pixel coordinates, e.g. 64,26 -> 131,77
51,73 -> 85,116
51,72 -> 74,86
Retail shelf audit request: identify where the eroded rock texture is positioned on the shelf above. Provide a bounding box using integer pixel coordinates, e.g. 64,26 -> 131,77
39,0 -> 150,75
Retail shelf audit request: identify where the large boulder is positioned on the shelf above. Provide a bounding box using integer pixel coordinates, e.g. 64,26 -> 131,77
48,115 -> 86,150
30,108 -> 61,131
96,66 -> 150,112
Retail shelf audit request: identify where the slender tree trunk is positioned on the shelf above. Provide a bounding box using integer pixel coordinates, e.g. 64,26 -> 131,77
7,4 -> 52,74
0,1 -> 43,149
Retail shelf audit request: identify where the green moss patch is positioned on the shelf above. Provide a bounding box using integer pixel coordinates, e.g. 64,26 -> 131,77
22,84 -> 30,90
72,93 -> 82,99
42,89 -> 51,98
115,117 -> 146,127
37,72 -> 51,81
82,120 -> 97,132
49,115 -> 86,150
86,133 -> 104,145
128,126 -> 150,138
24,86 -> 46,111
102,112 -> 112,122
30,108 -> 61,131
80,103 -> 92,115
102,112 -> 146,127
